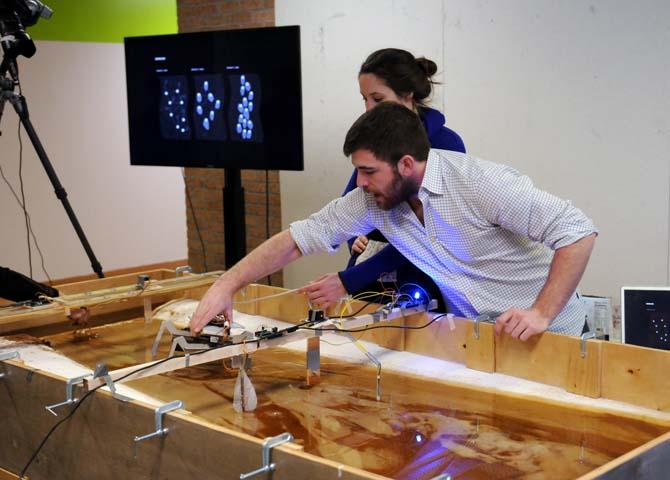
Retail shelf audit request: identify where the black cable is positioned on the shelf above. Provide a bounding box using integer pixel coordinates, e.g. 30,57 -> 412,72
15,81 -> 52,285
0,144 -> 53,284
182,168 -> 209,272
17,117 -> 32,278
265,169 -> 271,286
300,313 -> 446,334
19,334 -> 253,478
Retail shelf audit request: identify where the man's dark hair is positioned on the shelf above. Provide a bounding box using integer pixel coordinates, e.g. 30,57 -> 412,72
343,102 -> 430,165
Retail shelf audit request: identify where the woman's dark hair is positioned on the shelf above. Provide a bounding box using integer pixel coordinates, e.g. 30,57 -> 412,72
359,48 -> 438,107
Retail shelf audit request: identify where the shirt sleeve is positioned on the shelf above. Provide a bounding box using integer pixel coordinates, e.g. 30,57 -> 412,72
474,163 -> 598,250
290,188 -> 374,256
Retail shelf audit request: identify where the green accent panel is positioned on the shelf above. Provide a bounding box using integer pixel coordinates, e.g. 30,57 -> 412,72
28,0 -> 177,43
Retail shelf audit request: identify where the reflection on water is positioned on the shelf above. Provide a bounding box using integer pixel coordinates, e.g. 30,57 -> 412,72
44,319 -> 667,479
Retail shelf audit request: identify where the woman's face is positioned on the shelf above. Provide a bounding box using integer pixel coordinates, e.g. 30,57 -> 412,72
359,73 -> 414,112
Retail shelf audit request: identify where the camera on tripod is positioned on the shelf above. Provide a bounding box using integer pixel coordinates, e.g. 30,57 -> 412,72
0,0 -> 104,278
0,0 -> 52,78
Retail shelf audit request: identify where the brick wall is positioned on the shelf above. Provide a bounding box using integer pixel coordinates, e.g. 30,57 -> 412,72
177,0 -> 282,286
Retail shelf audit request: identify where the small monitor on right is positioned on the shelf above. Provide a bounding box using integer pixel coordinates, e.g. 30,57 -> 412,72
621,286 -> 670,350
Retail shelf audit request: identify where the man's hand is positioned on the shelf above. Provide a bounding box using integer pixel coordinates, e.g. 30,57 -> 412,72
299,273 -> 348,309
351,236 -> 369,254
187,230 -> 304,335
494,308 -> 551,341
190,281 -> 234,335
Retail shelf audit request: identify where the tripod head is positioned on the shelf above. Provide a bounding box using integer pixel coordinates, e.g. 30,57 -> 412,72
0,0 -> 52,129
0,0 -> 52,79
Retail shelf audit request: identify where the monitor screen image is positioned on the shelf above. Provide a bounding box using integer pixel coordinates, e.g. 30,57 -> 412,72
621,286 -> 670,351
124,26 -> 303,170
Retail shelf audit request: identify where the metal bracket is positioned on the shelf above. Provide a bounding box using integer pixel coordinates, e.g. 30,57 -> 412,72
0,351 -> 20,378
474,313 -> 494,340
45,373 -> 91,416
239,432 -> 294,479
175,265 -> 192,277
134,399 -> 183,444
341,331 -> 382,401
93,363 -> 116,394
136,274 -> 151,290
580,331 -> 606,358
92,363 -> 130,401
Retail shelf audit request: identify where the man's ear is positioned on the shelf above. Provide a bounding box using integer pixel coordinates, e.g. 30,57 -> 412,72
396,155 -> 416,176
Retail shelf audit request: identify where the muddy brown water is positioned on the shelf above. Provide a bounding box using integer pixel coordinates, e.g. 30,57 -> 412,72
42,319 -> 669,479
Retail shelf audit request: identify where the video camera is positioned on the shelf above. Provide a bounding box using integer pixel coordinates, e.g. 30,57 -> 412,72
0,0 -> 52,72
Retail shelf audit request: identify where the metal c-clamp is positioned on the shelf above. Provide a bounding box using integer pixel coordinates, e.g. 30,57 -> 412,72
239,432 -> 294,479
45,373 -> 91,415
0,351 -> 20,379
134,400 -> 184,444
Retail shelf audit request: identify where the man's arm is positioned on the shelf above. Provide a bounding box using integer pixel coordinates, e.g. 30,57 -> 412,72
190,230 -> 302,334
495,233 -> 596,340
301,243 -> 409,308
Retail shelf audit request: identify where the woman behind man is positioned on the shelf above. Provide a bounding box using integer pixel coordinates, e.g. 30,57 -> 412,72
301,48 -> 466,311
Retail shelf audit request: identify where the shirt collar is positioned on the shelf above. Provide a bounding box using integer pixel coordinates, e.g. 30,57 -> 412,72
420,150 -> 445,195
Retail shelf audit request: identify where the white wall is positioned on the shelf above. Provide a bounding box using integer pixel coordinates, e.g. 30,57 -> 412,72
0,41 -> 187,281
276,0 -> 670,304
276,0 -> 446,289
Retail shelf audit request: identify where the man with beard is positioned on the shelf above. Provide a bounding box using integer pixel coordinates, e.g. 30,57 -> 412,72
190,103 -> 597,341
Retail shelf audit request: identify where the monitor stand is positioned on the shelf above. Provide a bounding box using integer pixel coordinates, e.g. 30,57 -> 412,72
223,169 -> 246,269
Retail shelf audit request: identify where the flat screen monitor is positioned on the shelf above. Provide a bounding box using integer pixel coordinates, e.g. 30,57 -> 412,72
621,286 -> 670,350
124,26 -> 303,170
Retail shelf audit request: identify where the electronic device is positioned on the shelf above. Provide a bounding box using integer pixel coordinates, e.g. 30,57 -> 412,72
124,25 -> 303,171
621,286 -> 670,350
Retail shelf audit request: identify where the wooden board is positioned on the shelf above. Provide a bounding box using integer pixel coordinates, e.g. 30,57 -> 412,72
0,467 -> 19,480
601,342 -> 670,411
578,431 -> 670,479
50,259 -> 188,286
465,319 -> 496,373
55,268 -> 177,295
495,329 -> 603,398
403,314 -> 468,364
0,272 -> 220,334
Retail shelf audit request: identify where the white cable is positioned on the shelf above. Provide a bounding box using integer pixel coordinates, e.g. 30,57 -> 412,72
232,287 -> 302,305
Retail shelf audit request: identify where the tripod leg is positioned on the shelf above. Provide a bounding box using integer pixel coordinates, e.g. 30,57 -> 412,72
9,93 -> 104,278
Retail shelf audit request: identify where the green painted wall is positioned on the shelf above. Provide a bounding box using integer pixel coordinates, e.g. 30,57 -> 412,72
28,0 -> 177,43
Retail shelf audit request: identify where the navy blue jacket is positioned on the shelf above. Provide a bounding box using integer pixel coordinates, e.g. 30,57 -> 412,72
338,107 -> 466,294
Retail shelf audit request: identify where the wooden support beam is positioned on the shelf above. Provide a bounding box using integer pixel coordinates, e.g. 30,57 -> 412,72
85,305 -> 434,390
0,272 -> 221,334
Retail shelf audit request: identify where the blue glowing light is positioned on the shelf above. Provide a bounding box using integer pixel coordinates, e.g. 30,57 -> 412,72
415,433 -> 423,443
413,291 -> 421,300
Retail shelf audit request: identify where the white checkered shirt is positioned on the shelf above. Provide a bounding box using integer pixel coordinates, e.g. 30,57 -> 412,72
290,149 -> 598,335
